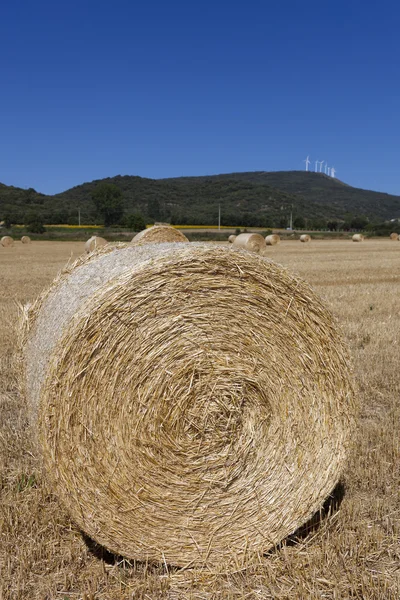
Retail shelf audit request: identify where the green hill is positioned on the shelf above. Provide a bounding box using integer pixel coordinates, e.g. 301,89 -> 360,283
164,171 -> 400,221
1,171 -> 399,227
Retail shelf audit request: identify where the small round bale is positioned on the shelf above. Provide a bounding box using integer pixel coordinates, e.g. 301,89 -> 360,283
131,225 -> 188,245
1,236 -> 14,247
85,236 -> 107,254
228,234 -> 237,243
21,236 -> 31,244
300,234 -> 311,243
352,234 -> 364,242
265,234 -> 280,246
232,232 -> 266,254
390,232 -> 399,240
24,243 -> 356,570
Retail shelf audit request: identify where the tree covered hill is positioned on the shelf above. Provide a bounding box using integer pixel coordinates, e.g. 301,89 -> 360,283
165,171 -> 400,222
1,171 -> 399,227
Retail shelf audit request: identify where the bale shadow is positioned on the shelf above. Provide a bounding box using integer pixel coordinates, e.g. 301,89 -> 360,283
81,533 -> 180,574
81,533 -> 125,566
82,480 -> 345,566
274,480 -> 346,550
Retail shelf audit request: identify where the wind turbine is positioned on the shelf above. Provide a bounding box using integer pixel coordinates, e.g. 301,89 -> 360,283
304,155 -> 311,171
324,163 -> 328,174
319,160 -> 324,173
327,166 -> 331,176
330,167 -> 336,178
315,160 -> 319,172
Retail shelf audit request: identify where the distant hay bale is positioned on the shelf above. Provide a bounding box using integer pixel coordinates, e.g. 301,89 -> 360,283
21,236 -> 31,244
352,234 -> 364,242
24,243 -> 357,569
228,234 -> 237,243
300,234 -> 311,243
131,225 -> 189,245
390,232 -> 399,240
232,232 -> 266,254
1,236 -> 14,247
85,236 -> 107,254
265,234 -> 280,246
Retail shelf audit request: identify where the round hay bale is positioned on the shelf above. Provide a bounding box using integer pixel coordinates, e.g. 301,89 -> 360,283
232,232 -> 266,254
265,234 -> 280,246
300,234 -> 311,243
228,234 -> 237,244
131,225 -> 188,245
24,244 -> 356,569
390,232 -> 399,240
21,236 -> 31,244
1,236 -> 14,247
352,234 -> 364,242
85,236 -> 107,254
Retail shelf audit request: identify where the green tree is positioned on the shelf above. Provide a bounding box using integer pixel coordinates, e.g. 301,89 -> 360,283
350,215 -> 368,230
124,213 -> 146,231
278,216 -> 287,228
92,183 -> 124,227
147,198 -> 161,221
3,213 -> 16,228
25,211 -> 46,233
293,216 -> 305,229
327,220 -> 339,231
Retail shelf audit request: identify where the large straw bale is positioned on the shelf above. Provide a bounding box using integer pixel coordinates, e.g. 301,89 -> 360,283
265,234 -> 280,246
21,236 -> 31,244
24,243 -> 356,570
300,234 -> 311,243
232,232 -> 266,254
228,234 -> 237,243
1,235 -> 14,247
390,232 -> 399,240
352,234 -> 364,242
131,225 -> 188,245
85,235 -> 108,253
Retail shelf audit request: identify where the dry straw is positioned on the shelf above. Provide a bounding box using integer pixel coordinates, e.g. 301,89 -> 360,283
300,234 -> 311,243
390,232 -> 399,240
265,234 -> 280,246
21,236 -> 31,244
131,225 -> 188,245
1,236 -> 14,247
352,234 -> 364,242
85,236 -> 108,253
232,232 -> 266,254
24,243 -> 357,570
228,234 -> 237,243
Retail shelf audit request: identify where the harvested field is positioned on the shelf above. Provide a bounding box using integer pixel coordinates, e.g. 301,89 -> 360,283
1,240 -> 400,599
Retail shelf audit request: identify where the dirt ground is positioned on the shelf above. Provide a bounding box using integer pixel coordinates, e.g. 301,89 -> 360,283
1,239 -> 399,599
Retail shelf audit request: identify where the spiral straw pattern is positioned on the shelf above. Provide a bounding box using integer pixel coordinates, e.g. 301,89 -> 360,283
25,243 -> 356,569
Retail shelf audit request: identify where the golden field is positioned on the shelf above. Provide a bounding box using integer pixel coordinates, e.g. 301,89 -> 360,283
0,239 -> 399,599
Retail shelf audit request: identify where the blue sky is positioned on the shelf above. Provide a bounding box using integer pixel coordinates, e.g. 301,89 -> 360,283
1,0 -> 399,195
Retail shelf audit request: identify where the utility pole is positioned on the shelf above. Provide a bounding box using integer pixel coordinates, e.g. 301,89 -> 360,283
218,204 -> 221,231
289,205 -> 293,230
78,208 -> 81,226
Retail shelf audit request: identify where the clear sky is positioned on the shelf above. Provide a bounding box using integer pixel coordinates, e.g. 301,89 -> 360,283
1,0 -> 399,195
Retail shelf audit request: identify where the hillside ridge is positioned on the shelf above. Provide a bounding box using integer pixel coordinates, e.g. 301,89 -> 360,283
1,171 -> 399,226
